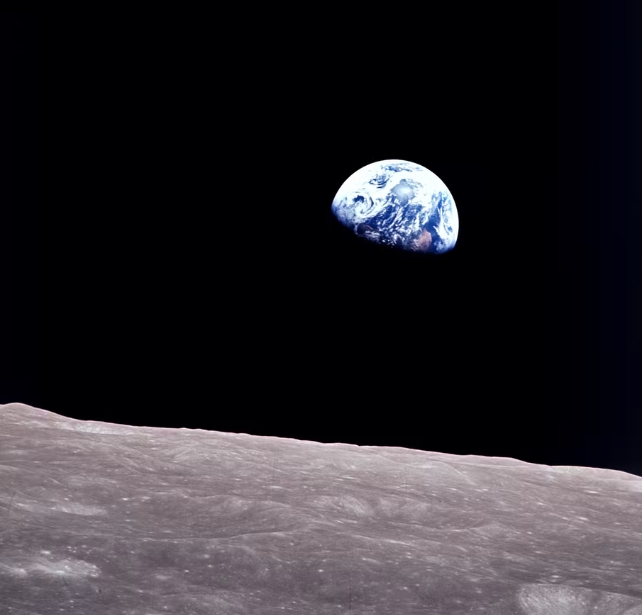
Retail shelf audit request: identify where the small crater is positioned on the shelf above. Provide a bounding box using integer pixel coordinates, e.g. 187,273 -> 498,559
518,583 -> 642,614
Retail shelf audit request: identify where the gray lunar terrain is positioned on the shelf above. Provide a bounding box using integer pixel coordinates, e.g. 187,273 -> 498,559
1,404 -> 641,614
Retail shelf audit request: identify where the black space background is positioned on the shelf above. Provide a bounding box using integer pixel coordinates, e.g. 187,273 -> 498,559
2,6 -> 641,476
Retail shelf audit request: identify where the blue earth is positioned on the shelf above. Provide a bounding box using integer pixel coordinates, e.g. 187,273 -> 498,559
332,159 -> 459,254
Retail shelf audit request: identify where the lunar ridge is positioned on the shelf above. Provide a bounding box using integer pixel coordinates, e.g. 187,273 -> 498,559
1,403 -> 641,614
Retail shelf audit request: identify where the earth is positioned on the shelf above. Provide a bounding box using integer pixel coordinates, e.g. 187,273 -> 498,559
332,159 -> 459,254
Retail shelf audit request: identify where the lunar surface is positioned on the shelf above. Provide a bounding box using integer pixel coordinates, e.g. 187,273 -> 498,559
1,404 -> 641,614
